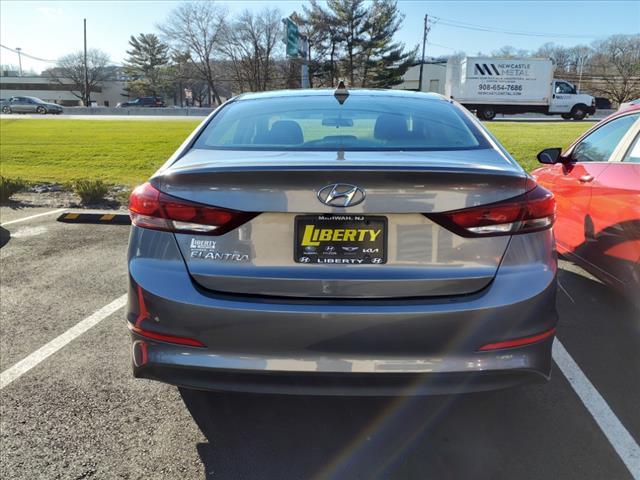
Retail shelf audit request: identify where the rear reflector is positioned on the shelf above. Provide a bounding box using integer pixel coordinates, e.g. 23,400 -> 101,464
478,327 -> 556,351
128,323 -> 206,348
131,284 -> 205,347
427,181 -> 555,237
129,182 -> 257,235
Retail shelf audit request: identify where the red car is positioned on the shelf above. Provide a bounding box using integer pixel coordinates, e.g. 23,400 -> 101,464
532,105 -> 640,301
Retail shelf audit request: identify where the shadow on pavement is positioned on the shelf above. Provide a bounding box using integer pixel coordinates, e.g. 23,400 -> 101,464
180,376 -> 626,480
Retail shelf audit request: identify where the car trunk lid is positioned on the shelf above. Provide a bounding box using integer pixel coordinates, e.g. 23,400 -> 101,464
160,149 -> 526,298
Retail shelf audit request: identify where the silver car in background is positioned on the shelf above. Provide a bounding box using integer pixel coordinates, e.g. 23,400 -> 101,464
1,96 -> 63,114
127,89 -> 558,395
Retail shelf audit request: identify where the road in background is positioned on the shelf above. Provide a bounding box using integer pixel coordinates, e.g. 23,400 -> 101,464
0,109 -> 615,122
0,114 -> 201,121
0,207 -> 638,479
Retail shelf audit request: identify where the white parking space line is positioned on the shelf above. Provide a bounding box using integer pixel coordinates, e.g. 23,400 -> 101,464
557,279 -> 575,304
553,339 -> 640,479
0,294 -> 127,390
0,208 -> 67,227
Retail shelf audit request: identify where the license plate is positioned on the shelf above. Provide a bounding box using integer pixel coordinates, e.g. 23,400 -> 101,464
294,215 -> 387,264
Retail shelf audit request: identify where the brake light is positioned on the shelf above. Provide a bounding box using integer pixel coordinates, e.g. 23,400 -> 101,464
427,182 -> 555,237
129,182 -> 257,235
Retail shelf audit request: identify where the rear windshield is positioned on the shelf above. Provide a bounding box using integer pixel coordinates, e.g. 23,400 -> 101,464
193,95 -> 489,151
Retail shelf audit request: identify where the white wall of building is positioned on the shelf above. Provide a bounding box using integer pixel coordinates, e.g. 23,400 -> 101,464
0,76 -> 142,106
393,63 -> 447,94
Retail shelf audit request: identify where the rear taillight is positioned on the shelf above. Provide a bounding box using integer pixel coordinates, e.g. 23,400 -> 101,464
129,182 -> 257,235
427,181 -> 555,237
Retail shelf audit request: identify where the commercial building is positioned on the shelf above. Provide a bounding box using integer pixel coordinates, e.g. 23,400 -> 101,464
0,74 -> 130,107
393,62 -> 447,94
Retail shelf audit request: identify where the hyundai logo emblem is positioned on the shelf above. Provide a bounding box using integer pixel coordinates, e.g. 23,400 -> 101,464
317,184 -> 365,207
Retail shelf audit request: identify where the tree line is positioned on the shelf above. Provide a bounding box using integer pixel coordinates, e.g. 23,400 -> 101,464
43,0 -> 639,106
45,0 -> 415,106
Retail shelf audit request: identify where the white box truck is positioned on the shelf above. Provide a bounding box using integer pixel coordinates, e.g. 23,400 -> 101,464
445,57 -> 595,120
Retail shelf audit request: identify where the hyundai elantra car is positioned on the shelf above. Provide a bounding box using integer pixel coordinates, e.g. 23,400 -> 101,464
127,88 -> 557,395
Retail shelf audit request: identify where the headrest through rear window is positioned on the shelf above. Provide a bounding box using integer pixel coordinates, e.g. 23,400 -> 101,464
374,114 -> 409,141
260,120 -> 304,145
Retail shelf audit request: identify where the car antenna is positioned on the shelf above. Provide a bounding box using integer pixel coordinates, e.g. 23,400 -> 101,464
334,80 -> 349,105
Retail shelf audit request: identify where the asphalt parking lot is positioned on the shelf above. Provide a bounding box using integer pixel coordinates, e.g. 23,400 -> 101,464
1,207 -> 638,480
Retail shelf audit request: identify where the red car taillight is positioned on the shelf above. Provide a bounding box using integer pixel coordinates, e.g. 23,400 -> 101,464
427,181 -> 555,237
129,182 -> 257,235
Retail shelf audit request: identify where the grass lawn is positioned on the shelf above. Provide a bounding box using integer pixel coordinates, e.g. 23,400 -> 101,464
0,119 -> 199,186
486,122 -> 591,171
0,118 -> 592,186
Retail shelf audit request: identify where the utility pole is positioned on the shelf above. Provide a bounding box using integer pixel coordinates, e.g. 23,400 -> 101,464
83,18 -> 90,106
417,14 -> 429,92
15,47 -> 23,76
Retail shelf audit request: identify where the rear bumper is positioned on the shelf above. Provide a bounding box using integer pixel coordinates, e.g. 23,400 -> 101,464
127,227 -> 558,395
132,338 -> 552,396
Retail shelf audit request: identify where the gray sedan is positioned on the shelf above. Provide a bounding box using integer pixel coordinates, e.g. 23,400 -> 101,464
1,96 -> 63,114
127,88 -> 558,395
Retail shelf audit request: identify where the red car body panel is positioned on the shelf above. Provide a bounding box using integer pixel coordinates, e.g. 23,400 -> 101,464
532,106 -> 640,298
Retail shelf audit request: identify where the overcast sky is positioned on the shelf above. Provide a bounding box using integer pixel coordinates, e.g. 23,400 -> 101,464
1,0 -> 638,73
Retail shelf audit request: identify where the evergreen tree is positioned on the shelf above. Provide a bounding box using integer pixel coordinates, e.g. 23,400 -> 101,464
124,33 -> 170,95
327,0 -> 368,86
304,0 -> 414,88
361,0 -> 416,87
302,0 -> 343,87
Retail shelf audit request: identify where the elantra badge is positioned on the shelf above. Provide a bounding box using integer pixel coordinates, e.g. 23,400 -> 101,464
317,184 -> 365,207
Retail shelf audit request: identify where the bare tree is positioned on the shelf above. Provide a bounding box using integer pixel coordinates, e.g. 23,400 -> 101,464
535,42 -> 575,73
1,64 -> 37,76
46,49 -> 111,104
219,8 -> 282,92
588,35 -> 640,105
158,1 -> 226,105
491,45 -> 530,59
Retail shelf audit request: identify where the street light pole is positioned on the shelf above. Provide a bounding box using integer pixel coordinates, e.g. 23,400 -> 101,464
577,54 -> 585,92
15,47 -> 23,76
417,14 -> 429,92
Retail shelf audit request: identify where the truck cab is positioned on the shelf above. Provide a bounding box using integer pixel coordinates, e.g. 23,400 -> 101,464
550,80 -> 596,120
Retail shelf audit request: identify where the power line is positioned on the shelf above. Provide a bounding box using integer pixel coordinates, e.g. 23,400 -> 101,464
0,44 -> 57,63
427,42 -> 457,51
429,15 -> 597,40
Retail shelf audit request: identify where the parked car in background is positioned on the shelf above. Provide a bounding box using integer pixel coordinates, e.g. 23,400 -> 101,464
116,96 -> 165,108
127,89 -> 558,396
533,105 -> 640,302
1,96 -> 63,114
